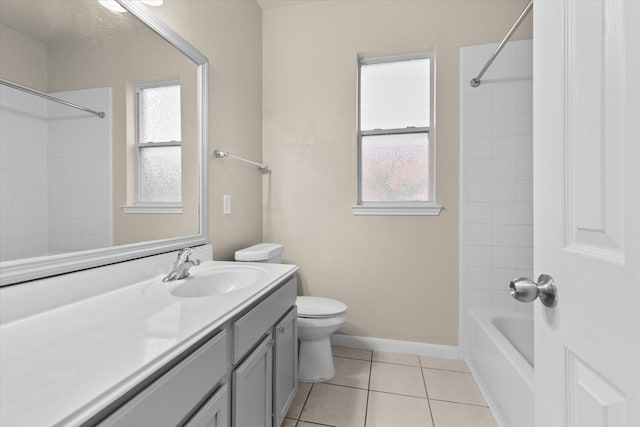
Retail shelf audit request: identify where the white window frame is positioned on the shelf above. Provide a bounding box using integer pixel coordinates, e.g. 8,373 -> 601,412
352,53 -> 442,216
124,80 -> 183,214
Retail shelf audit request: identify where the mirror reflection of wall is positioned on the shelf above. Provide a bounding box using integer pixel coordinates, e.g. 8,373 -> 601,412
0,0 -> 199,263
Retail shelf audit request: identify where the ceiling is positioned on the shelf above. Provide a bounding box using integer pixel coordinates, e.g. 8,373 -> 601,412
0,0 -> 148,45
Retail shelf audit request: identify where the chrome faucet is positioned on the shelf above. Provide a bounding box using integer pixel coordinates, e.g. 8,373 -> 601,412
163,248 -> 200,282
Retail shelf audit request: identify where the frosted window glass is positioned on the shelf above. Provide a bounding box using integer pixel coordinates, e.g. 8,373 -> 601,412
360,58 -> 430,130
139,146 -> 181,203
140,85 -> 181,143
361,133 -> 430,202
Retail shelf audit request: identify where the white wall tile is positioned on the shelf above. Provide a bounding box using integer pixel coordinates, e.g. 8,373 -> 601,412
492,136 -> 517,158
491,246 -> 517,269
492,158 -> 517,180
490,268 -> 519,291
490,289 -> 516,312
460,40 -> 533,347
465,267 -> 492,289
467,224 -> 491,246
466,245 -> 492,267
466,159 -> 492,181
467,181 -> 492,203
491,224 -> 517,247
467,289 -> 492,310
466,203 -> 492,224
464,137 -> 492,159
492,181 -> 517,203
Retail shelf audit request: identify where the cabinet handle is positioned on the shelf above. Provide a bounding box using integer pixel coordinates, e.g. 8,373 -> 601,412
278,326 -> 286,334
268,339 -> 275,347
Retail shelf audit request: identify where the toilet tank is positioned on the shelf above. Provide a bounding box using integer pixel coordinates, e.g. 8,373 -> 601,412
234,243 -> 284,263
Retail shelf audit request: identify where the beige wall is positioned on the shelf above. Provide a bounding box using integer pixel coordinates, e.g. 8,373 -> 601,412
262,0 -> 532,345
154,0 -> 264,260
0,24 -> 47,91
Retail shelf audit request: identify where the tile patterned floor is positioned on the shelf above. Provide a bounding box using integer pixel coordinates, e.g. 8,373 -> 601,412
282,347 -> 498,427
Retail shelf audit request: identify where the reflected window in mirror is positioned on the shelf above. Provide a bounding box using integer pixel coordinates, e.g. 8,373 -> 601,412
135,81 -> 182,208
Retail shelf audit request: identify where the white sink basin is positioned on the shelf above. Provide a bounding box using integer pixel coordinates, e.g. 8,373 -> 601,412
169,265 -> 268,298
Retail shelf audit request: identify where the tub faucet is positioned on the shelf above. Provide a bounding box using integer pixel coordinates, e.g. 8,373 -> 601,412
163,248 -> 200,282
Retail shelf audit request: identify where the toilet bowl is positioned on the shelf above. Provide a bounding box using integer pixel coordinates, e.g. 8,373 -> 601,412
296,296 -> 347,382
234,243 -> 348,382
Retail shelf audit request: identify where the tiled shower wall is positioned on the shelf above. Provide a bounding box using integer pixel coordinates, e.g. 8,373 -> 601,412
459,39 -> 533,353
0,86 -> 48,260
0,86 -> 112,261
47,88 -> 112,254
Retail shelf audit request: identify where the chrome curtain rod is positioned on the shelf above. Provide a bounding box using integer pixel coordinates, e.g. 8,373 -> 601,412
0,79 -> 106,119
214,150 -> 269,171
470,0 -> 532,88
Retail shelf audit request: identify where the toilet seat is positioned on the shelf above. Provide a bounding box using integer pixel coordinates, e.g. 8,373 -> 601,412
296,296 -> 347,319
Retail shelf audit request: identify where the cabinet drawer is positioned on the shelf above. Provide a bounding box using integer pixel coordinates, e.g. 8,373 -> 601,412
100,330 -> 228,426
233,276 -> 296,363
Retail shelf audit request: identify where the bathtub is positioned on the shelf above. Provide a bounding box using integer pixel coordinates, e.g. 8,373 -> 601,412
467,309 -> 534,427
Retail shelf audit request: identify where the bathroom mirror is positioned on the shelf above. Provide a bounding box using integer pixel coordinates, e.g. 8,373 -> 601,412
0,0 -> 208,285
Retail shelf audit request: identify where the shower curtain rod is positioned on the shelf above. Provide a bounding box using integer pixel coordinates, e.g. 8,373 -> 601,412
0,79 -> 106,119
214,150 -> 269,171
470,0 -> 532,88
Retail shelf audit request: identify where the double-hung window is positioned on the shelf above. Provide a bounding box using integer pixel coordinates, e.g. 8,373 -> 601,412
353,54 -> 441,216
135,81 -> 182,209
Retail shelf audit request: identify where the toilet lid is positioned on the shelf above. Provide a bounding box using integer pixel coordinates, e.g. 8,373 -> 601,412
296,296 -> 347,318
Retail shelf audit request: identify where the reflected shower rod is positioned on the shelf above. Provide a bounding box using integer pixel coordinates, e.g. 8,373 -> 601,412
470,0 -> 532,88
0,79 -> 106,119
214,150 -> 269,171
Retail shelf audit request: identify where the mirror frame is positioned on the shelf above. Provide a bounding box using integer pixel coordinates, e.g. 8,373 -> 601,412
0,0 -> 208,286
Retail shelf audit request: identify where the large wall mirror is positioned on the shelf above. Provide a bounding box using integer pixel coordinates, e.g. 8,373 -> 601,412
0,0 -> 208,285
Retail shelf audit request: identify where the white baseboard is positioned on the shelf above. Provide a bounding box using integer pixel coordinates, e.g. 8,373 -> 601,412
330,334 -> 460,360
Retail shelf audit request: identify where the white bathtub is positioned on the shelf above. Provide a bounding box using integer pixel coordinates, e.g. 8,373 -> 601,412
467,308 -> 534,427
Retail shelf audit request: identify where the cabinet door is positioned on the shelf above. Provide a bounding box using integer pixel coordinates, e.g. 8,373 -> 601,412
233,334 -> 273,427
185,384 -> 229,427
273,308 -> 298,427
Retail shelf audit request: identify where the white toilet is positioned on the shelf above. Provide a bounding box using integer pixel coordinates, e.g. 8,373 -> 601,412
235,243 -> 348,382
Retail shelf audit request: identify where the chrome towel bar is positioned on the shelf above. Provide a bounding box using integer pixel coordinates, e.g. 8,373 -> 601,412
214,150 -> 269,171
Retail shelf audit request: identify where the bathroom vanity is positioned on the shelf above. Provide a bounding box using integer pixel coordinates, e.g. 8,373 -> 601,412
0,251 -> 299,427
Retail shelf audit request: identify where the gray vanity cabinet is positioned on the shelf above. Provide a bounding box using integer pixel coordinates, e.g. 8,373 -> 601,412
96,275 -> 297,427
185,384 -> 230,427
233,334 -> 274,427
232,277 -> 298,427
273,308 -> 298,427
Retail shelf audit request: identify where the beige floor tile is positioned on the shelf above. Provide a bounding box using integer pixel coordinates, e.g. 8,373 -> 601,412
369,362 -> 427,398
332,346 -> 373,361
429,400 -> 498,427
422,369 -> 486,406
300,383 -> 367,427
281,418 -> 297,427
419,356 -> 470,373
326,357 -> 371,389
286,381 -> 313,419
373,351 -> 421,366
366,391 -> 433,427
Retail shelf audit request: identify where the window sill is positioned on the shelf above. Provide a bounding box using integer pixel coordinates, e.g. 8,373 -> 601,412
121,203 -> 183,214
351,204 -> 443,216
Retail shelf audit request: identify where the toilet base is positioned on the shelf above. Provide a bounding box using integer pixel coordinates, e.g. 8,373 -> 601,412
298,336 -> 335,382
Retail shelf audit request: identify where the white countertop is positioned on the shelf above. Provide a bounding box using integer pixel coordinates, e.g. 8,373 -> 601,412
0,261 -> 298,426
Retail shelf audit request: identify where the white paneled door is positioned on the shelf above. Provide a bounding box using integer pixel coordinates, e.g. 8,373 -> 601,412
533,1 -> 640,426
